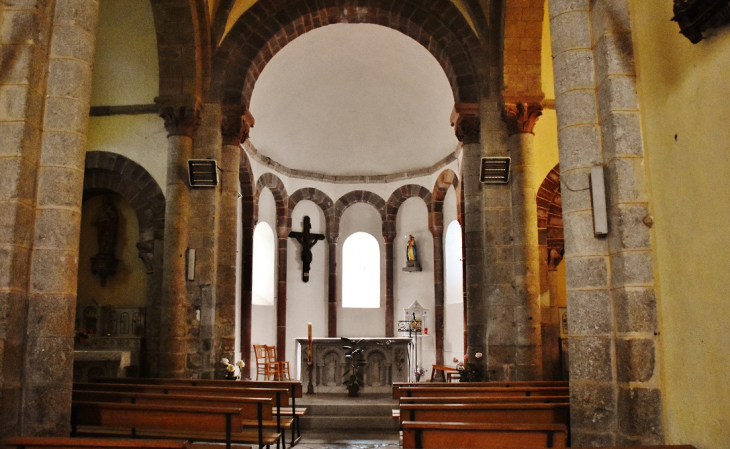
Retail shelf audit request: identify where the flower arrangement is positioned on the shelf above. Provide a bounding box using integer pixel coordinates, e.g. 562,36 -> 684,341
75,328 -> 94,344
453,352 -> 484,382
221,358 -> 246,380
414,366 -> 427,382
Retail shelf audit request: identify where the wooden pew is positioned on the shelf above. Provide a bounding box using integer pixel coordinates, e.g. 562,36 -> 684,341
392,395 -> 570,420
70,401 -> 278,449
398,385 -> 569,398
1,437 -> 188,449
73,383 -> 293,445
400,395 -> 570,404
402,421 -> 568,448
393,380 -> 568,399
71,391 -> 279,447
89,378 -> 304,444
571,447 -> 697,449
398,402 -> 570,428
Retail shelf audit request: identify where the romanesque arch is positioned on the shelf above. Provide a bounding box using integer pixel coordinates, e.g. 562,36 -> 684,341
82,151 -> 165,376
211,0 -> 488,109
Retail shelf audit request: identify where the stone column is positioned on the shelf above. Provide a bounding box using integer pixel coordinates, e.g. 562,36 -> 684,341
431,228 -> 445,366
549,0 -> 662,445
498,101 -> 544,380
157,98 -> 201,378
215,108 -> 245,375
383,235 -> 395,337
451,104 -> 487,378
326,233 -> 338,337
239,148 -> 255,378
276,229 -> 288,360
16,0 -> 99,435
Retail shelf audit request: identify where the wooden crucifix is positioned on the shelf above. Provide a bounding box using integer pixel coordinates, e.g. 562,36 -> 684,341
288,216 -> 325,282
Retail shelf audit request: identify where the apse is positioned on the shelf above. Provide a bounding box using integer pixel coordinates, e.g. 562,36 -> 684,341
248,23 -> 458,177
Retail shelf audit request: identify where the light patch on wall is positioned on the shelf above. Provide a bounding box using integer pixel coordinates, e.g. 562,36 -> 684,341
252,222 -> 276,306
342,232 -> 380,308
445,220 -> 464,304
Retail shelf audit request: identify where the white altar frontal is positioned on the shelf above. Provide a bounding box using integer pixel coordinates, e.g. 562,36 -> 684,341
296,337 -> 411,393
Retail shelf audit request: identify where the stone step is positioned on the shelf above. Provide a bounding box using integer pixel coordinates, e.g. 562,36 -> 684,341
303,403 -> 395,417
299,415 -> 399,431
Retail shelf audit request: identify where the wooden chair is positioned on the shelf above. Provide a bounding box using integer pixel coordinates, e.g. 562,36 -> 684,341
265,345 -> 290,381
254,345 -> 278,380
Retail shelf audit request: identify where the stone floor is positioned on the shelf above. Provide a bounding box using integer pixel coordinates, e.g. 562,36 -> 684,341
295,431 -> 400,448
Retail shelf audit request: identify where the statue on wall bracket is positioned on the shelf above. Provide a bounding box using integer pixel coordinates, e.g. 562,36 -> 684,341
288,216 -> 325,282
90,195 -> 119,286
403,235 -> 421,272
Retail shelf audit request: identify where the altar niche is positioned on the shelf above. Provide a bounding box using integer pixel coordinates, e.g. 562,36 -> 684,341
288,216 -> 325,282
297,338 -> 411,393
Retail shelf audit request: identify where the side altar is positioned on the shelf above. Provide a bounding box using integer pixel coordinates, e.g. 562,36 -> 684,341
296,337 -> 411,393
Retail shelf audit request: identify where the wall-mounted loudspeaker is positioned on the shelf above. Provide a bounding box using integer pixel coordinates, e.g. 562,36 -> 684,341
188,159 -> 218,187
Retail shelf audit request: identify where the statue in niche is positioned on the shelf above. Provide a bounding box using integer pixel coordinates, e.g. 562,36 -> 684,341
90,195 -> 119,286
93,195 -> 118,256
402,235 -> 421,272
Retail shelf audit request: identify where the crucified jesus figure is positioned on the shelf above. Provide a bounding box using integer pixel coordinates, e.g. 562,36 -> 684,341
288,216 -> 325,282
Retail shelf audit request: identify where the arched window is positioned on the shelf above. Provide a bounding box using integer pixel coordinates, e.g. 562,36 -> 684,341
252,222 -> 276,306
342,232 -> 380,308
445,220 -> 464,304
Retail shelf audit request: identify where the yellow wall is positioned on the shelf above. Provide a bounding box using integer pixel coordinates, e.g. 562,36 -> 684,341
91,0 -> 158,106
630,2 -> 730,447
87,0 -> 167,190
77,195 -> 148,310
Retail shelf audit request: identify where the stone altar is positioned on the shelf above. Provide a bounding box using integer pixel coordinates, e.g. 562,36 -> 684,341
296,337 -> 411,393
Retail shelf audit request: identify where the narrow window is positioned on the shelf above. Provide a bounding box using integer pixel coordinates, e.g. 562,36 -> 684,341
342,232 -> 380,308
445,220 -> 464,304
252,222 -> 276,306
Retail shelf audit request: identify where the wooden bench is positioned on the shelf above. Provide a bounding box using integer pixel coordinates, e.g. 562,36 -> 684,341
71,391 -> 280,447
1,437 -> 189,449
402,421 -> 568,448
89,379 -> 304,445
571,447 -> 697,449
398,402 -> 569,428
398,385 -> 570,399
392,395 -> 570,420
74,383 -> 294,446
393,380 -> 569,399
71,401 -> 279,449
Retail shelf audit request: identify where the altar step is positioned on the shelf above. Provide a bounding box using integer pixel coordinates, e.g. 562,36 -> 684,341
299,395 -> 399,432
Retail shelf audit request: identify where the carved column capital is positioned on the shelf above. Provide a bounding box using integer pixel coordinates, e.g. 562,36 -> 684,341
222,108 -> 255,146
501,101 -> 543,136
450,103 -> 480,144
156,96 -> 203,138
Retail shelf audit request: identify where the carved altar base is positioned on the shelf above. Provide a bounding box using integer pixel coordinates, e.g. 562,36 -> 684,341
296,338 -> 411,394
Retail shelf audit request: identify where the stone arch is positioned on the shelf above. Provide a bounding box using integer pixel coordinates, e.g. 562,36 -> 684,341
211,0 -> 488,108
431,169 -> 460,235
288,188 -> 335,222
537,165 -> 563,270
254,171 -> 290,360
331,190 -> 386,241
255,172 -> 290,235
82,151 -> 165,377
383,184 -> 432,240
150,0 -> 208,102
83,151 -> 165,271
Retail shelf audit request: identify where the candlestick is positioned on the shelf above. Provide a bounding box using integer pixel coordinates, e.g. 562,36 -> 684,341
308,322 -> 312,339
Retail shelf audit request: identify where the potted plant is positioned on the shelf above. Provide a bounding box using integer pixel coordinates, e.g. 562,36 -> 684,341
341,338 -> 367,397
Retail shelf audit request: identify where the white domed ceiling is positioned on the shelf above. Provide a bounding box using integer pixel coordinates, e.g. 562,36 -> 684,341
248,23 -> 459,177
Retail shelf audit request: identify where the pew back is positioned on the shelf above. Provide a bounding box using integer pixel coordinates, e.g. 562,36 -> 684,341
1,438 -> 186,449
399,402 -> 570,427
398,386 -> 569,398
402,421 -> 568,448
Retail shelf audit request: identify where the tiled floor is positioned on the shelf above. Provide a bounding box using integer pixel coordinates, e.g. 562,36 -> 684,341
295,431 -> 400,449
